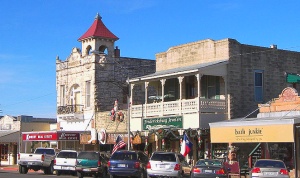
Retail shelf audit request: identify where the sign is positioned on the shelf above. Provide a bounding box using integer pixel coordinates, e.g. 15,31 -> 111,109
98,129 -> 106,144
106,133 -> 129,144
22,132 -> 57,141
211,124 -> 294,143
80,133 -> 91,144
57,132 -> 80,141
132,135 -> 141,145
142,116 -> 183,130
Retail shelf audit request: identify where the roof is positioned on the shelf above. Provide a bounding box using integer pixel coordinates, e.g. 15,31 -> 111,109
129,59 -> 228,82
0,130 -> 19,143
78,13 -> 119,41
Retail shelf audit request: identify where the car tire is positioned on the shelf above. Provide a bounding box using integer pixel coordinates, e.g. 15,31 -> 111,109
56,170 -> 61,176
20,166 -> 28,174
77,171 -> 84,178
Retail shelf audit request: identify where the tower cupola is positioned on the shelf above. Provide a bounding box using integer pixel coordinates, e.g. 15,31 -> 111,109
78,13 -> 119,57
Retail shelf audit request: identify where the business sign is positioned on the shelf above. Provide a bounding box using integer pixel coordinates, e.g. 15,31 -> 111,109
57,132 -> 80,141
22,132 -> 57,141
142,116 -> 183,130
211,124 -> 294,143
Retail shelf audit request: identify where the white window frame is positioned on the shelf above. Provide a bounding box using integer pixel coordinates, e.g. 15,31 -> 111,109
86,80 -> 91,108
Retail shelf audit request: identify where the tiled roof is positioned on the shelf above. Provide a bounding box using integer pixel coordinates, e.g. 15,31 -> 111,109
78,13 -> 119,41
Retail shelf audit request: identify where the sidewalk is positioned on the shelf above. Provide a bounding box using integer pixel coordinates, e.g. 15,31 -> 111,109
0,164 -> 19,171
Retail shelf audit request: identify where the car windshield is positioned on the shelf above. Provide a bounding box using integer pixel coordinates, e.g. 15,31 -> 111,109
255,160 -> 285,168
57,152 -> 77,158
196,160 -> 222,166
77,152 -> 99,159
110,152 -> 137,160
151,153 -> 176,162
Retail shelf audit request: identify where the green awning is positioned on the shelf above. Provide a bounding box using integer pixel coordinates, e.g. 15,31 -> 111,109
286,73 -> 300,83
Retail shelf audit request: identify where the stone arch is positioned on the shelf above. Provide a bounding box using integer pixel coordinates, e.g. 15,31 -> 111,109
85,45 -> 92,55
99,45 -> 108,54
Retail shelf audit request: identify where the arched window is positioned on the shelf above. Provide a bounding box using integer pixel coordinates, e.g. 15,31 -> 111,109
70,84 -> 81,112
85,45 -> 92,55
99,45 -> 108,55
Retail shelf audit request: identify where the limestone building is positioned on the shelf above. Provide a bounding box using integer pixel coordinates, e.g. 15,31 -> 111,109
55,13 -> 155,151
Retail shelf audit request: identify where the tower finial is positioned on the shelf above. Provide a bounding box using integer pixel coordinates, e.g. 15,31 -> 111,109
95,13 -> 102,20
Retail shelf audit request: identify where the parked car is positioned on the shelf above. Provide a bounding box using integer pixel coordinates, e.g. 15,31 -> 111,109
146,151 -> 190,178
249,159 -> 290,178
190,159 -> 228,178
108,150 -> 148,178
18,147 -> 57,175
53,150 -> 77,176
75,151 -> 107,178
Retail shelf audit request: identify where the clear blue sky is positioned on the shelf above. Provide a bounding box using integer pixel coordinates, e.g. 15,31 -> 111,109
1,0 -> 299,118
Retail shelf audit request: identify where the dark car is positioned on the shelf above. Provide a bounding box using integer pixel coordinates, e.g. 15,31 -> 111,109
108,150 -> 148,178
75,151 -> 107,178
190,159 -> 228,178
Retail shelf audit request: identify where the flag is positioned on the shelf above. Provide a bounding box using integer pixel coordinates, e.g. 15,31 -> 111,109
180,133 -> 193,157
112,135 -> 126,154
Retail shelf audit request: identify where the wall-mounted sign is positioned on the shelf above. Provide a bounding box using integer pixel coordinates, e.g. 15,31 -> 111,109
132,134 -> 141,145
22,132 -> 57,141
57,132 -> 80,141
98,129 -> 106,144
211,124 -> 294,143
80,133 -> 91,144
142,116 -> 183,130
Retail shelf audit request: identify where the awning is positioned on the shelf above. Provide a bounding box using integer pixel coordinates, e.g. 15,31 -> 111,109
209,116 -> 300,143
0,131 -> 20,143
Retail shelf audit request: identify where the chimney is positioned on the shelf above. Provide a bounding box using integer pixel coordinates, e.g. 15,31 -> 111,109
114,46 -> 120,57
270,44 -> 277,49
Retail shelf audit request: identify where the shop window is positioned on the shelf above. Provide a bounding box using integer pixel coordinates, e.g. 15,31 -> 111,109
1,144 -> 8,161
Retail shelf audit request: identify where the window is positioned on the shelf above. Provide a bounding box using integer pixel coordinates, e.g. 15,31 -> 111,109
86,81 -> 91,108
60,85 -> 65,106
254,70 -> 264,102
201,75 -> 220,99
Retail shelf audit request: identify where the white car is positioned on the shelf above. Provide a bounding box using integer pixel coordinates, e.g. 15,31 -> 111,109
53,150 -> 78,176
249,159 -> 290,178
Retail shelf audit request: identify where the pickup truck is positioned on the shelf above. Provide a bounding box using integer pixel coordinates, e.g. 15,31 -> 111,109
53,150 -> 77,176
18,147 -> 56,174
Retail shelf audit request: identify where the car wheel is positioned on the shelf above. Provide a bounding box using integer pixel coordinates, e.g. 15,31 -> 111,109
48,163 -> 54,175
92,173 -> 99,178
19,165 -> 23,174
21,166 -> 28,174
77,171 -> 84,178
56,170 -> 61,176
109,174 -> 114,178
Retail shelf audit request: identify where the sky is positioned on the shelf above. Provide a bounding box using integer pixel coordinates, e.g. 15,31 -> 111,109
0,0 -> 300,118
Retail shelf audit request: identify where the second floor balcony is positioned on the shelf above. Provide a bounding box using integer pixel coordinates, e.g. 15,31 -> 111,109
57,104 -> 84,121
131,97 -> 226,118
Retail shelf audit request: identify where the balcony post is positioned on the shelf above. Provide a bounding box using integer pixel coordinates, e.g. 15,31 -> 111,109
196,74 -> 203,114
145,82 -> 149,117
161,79 -> 166,116
178,76 -> 184,115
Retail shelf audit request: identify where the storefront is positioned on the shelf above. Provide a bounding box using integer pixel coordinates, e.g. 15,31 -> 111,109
0,131 -> 19,165
210,117 -> 299,177
21,131 -> 84,152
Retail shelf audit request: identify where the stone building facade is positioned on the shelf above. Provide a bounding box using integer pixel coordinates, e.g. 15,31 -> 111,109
56,13 -> 155,151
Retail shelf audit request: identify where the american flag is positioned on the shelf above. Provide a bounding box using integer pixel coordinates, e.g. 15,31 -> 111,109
112,135 -> 126,154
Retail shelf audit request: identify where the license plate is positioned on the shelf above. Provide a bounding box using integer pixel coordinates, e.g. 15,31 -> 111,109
83,168 -> 91,171
159,165 -> 165,168
264,172 -> 277,176
62,167 -> 70,170
28,162 -> 33,165
118,164 -> 126,167
205,169 -> 212,173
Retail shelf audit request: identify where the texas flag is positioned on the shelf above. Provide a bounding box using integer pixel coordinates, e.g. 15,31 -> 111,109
180,133 -> 193,157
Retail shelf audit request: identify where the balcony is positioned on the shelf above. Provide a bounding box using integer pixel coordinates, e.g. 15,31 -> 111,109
57,105 -> 84,121
131,98 -> 226,118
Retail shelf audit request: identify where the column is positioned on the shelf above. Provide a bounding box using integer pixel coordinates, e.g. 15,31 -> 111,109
178,77 -> 183,115
160,79 -> 166,116
144,82 -> 148,117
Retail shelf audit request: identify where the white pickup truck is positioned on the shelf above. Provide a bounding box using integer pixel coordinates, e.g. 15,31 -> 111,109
18,147 -> 56,174
53,150 -> 78,176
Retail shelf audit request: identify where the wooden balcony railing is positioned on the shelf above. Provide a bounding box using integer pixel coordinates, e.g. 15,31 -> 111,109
131,98 -> 226,118
57,105 -> 84,115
